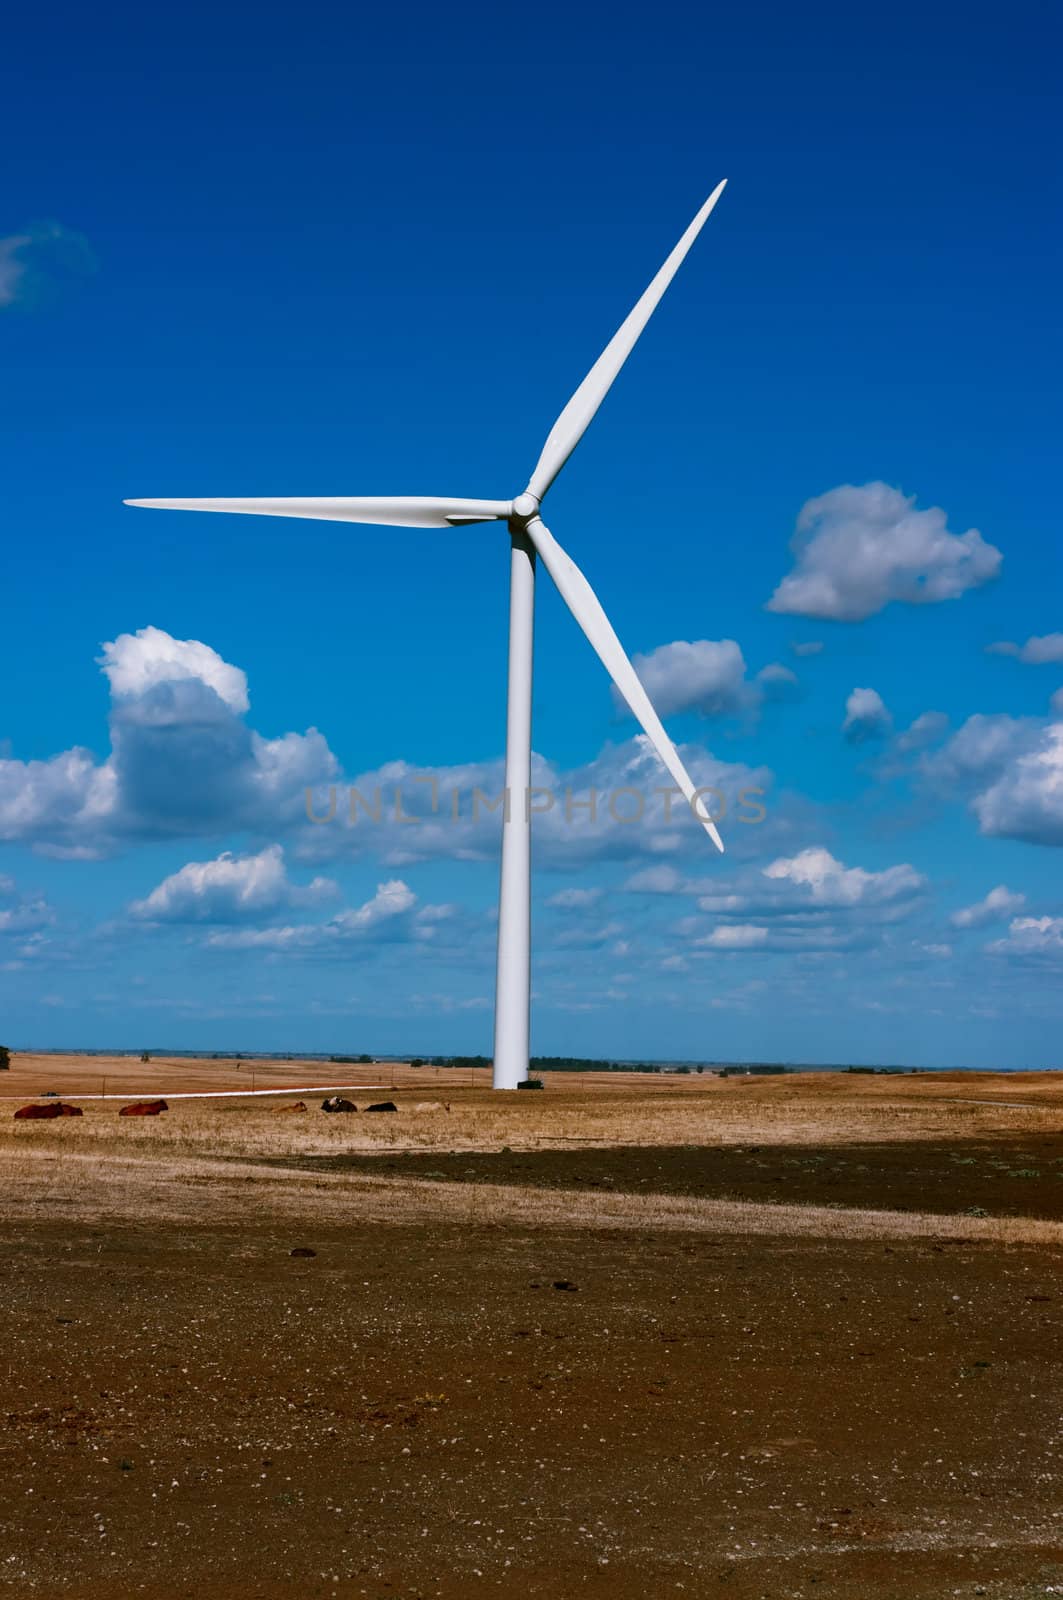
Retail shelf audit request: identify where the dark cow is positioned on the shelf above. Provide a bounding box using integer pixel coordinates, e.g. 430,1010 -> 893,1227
320,1096 -> 357,1113
364,1101 -> 398,1114
119,1099 -> 168,1117
14,1101 -> 82,1119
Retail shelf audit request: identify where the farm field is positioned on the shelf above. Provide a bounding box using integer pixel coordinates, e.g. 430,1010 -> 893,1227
2,1064 -> 1063,1598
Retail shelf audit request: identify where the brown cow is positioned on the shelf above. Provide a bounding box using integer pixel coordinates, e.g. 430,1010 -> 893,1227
13,1101 -> 82,1119
118,1099 -> 168,1117
276,1101 -> 307,1113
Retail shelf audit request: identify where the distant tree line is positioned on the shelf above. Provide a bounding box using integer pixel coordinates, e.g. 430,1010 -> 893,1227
413,1054 -> 695,1074
0,1045 -> 10,1071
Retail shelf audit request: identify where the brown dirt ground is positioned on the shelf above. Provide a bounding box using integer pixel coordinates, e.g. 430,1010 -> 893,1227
2,1072 -> 1063,1599
274,1137 -> 1063,1222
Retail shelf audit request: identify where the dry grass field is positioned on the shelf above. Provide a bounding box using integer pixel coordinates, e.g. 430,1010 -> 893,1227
2,1060 -> 1063,1598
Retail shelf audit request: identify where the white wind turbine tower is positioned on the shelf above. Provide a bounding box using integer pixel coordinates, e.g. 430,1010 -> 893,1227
127,181 -> 728,1089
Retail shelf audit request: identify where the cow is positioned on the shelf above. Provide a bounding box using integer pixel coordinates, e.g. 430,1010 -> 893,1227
364,1101 -> 398,1114
118,1099 -> 168,1117
56,1103 -> 84,1117
14,1102 -> 61,1120
277,1100 -> 307,1113
320,1096 -> 357,1113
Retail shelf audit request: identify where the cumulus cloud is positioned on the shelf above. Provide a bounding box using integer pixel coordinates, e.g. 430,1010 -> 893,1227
622,639 -> 757,719
987,634 -> 1063,665
100,627 -> 249,713
301,736 -> 774,870
971,724 -> 1063,845
627,847 -> 924,930
922,713 -> 1036,788
130,844 -> 337,923
843,687 -> 892,744
0,627 -> 336,857
0,627 -> 777,872
791,640 -> 824,658
766,483 -> 1001,622
895,710 -> 949,753
630,846 -> 926,961
620,640 -> 800,722
760,846 -> 923,910
920,712 -> 1063,848
951,885 -> 1027,929
206,879 -> 419,950
987,916 -> 1063,962
756,663 -> 801,702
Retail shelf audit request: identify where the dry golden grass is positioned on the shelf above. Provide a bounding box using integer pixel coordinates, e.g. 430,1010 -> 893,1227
1,1062 -> 1060,1166
1,1061 -> 1062,1251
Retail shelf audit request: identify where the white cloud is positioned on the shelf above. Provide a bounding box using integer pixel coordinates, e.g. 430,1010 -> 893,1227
896,710 -> 949,753
971,723 -> 1063,846
756,663 -> 801,702
921,713 -> 1063,847
621,640 -> 800,721
0,877 -> 54,937
766,483 -> 1001,622
698,923 -> 769,949
951,885 -> 1027,929
627,847 -> 924,935
130,844 -> 336,923
791,640 -> 824,657
623,639 -> 757,719
761,846 -> 923,909
0,627 -> 335,856
547,887 -> 604,909
843,687 -> 892,744
206,879 -> 418,950
100,626 -> 249,712
1053,688 -> 1063,717
0,628 -> 773,869
987,916 -> 1063,962
923,713 -> 1036,786
624,865 -> 683,894
987,634 -> 1063,665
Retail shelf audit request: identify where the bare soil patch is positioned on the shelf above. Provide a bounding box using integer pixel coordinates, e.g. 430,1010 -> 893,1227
283,1136 -> 1063,1221
3,1068 -> 1063,1598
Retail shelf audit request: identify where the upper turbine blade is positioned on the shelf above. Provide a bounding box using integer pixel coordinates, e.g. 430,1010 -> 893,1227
526,181 -> 727,502
525,518 -> 724,851
123,496 -> 512,529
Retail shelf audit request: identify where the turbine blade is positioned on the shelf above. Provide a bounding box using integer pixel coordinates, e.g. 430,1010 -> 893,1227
526,181 -> 727,502
526,518 -> 724,851
124,496 -> 512,529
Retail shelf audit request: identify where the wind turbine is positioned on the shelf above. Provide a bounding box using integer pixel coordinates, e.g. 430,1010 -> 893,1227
126,181 -> 728,1089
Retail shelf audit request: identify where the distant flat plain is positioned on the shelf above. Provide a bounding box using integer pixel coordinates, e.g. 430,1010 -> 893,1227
2,1060 -> 1062,1598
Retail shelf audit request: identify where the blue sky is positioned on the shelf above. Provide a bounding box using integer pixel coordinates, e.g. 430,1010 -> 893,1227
1,0 -> 1061,1064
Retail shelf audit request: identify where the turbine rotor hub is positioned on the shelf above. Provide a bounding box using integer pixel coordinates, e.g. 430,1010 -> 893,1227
510,492 -> 540,526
